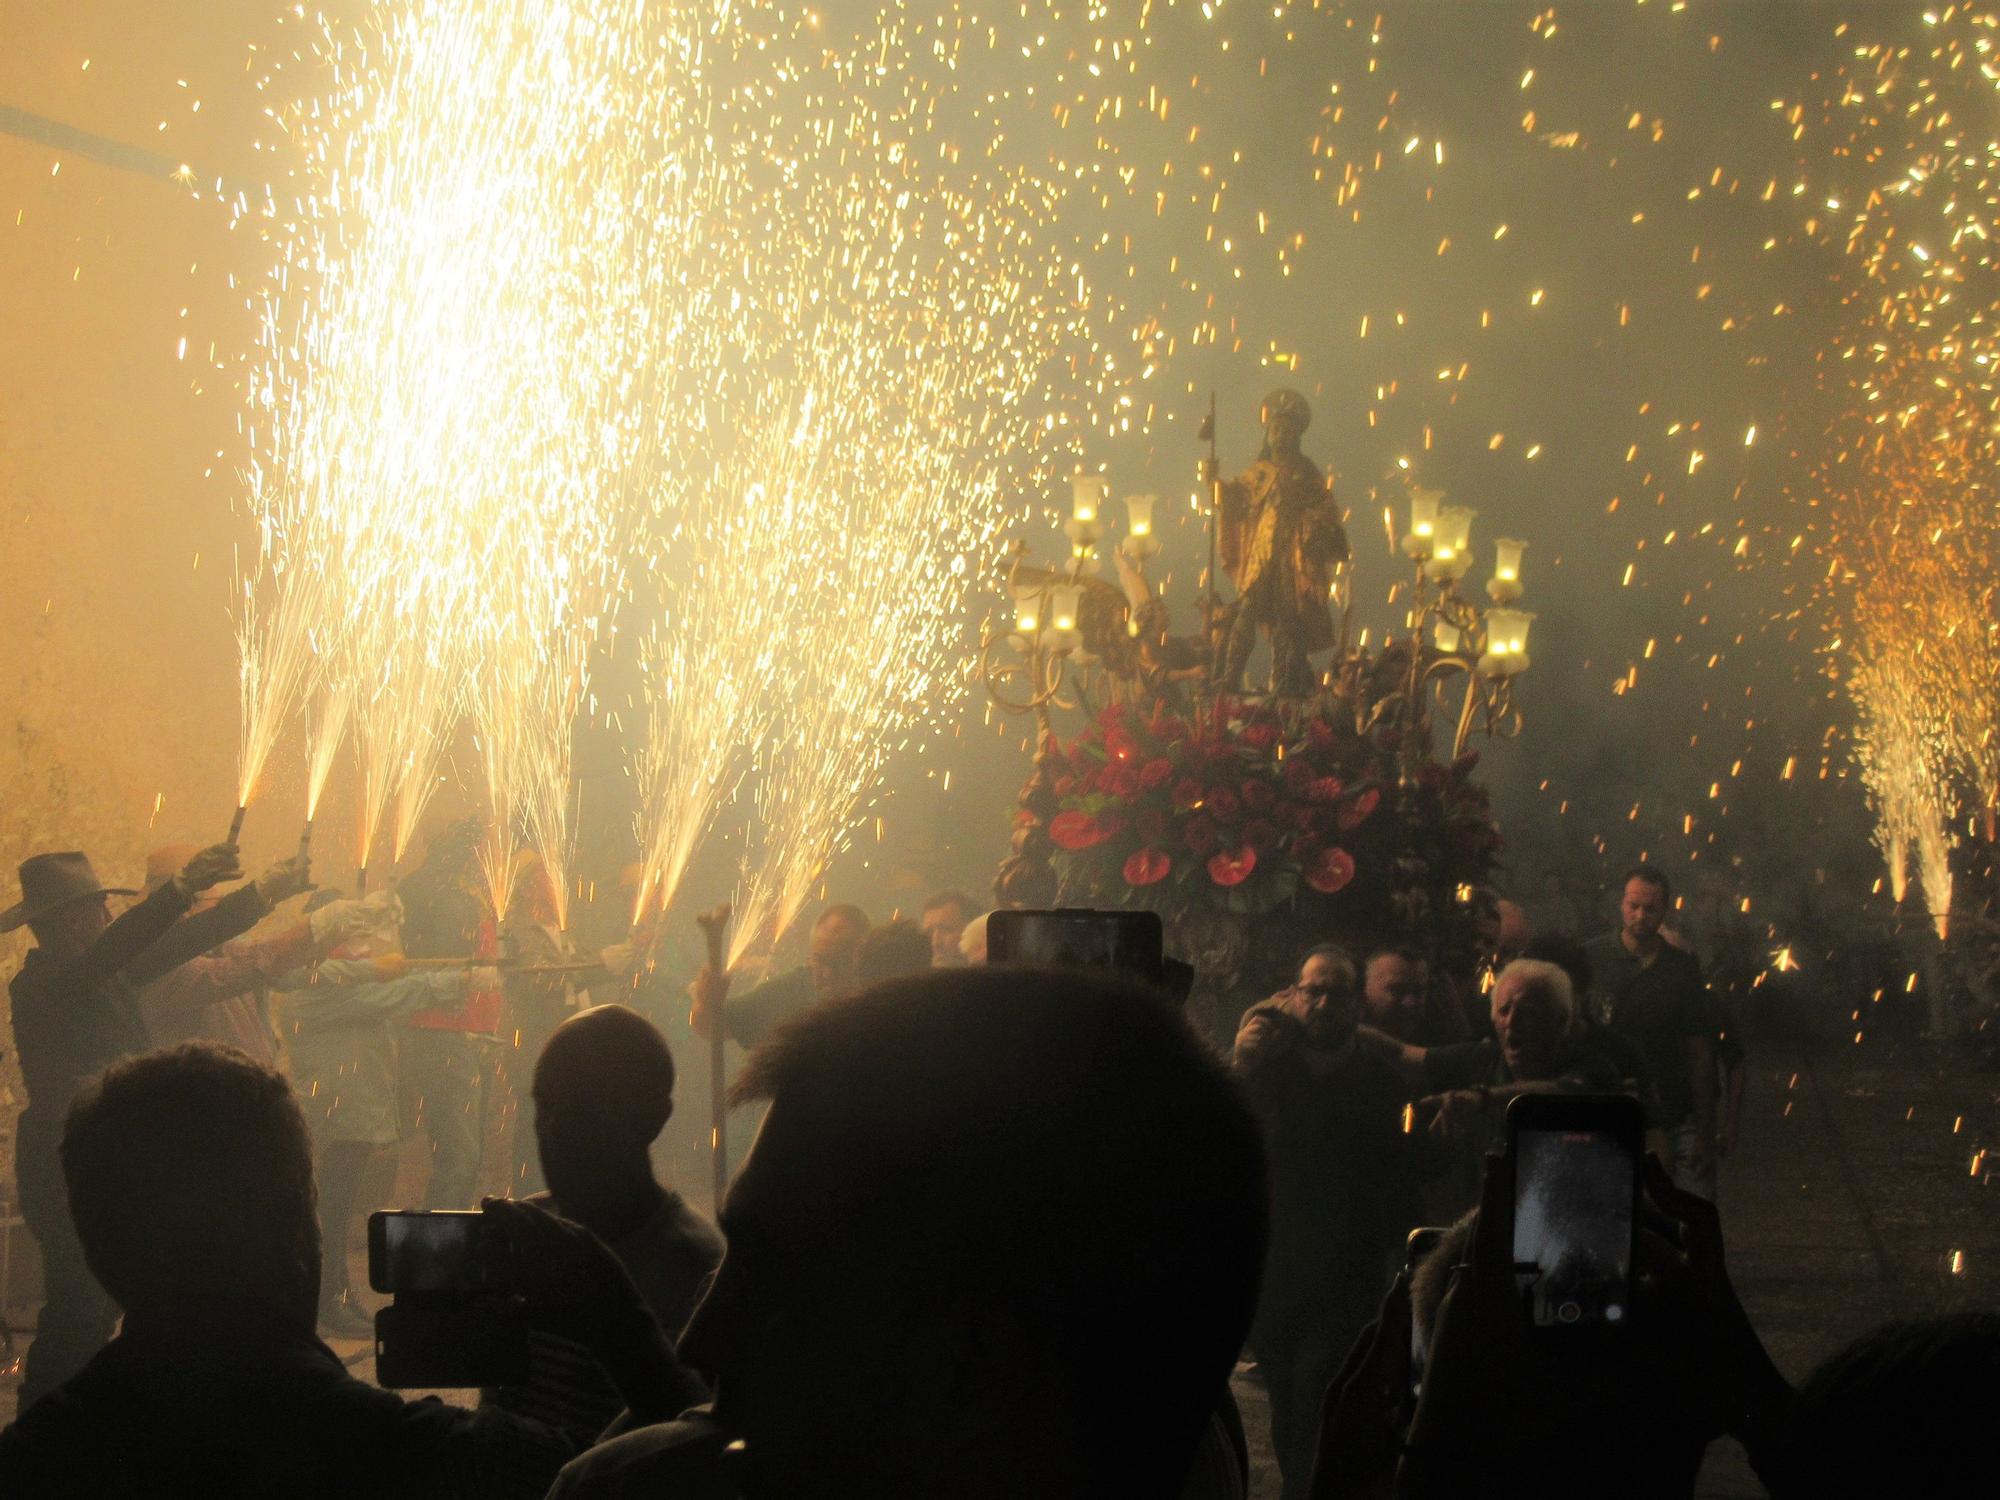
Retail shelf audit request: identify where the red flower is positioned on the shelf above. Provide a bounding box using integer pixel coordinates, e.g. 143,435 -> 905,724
1207,786 -> 1242,821
1123,848 -> 1172,886
1097,809 -> 1132,838
1306,719 -> 1337,752
1183,815 -> 1220,856
1283,756 -> 1318,792
1138,757 -> 1175,790
1097,702 -> 1130,728
1136,807 -> 1169,844
1054,774 -> 1077,798
1338,787 -> 1381,830
1207,847 -> 1258,887
1171,777 -> 1205,810
1151,713 -> 1191,744
1308,775 -> 1345,805
1106,765 -> 1141,799
1104,725 -> 1140,764
1240,778 -> 1277,813
1242,722 -> 1281,752
1242,819 -> 1279,853
1304,845 -> 1356,894
1049,811 -> 1111,850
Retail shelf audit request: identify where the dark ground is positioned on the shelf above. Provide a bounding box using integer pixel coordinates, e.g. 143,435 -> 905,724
6,1028 -> 1998,1498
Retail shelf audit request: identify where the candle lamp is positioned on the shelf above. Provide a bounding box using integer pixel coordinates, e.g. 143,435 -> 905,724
1488,537 -> 1526,603
1120,492 -> 1162,561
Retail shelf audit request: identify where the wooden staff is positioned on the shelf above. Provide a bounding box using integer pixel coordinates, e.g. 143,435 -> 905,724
696,903 -> 733,1210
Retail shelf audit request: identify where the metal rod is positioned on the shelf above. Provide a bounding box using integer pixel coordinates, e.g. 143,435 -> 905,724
695,904 -> 734,1210
227,804 -> 247,846
298,820 -> 314,863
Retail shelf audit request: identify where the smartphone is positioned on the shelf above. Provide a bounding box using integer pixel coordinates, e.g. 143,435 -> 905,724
984,908 -> 1164,981
1505,1093 -> 1642,1335
368,1210 -> 498,1295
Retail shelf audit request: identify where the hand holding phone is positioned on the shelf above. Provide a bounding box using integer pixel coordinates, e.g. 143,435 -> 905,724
1507,1093 -> 1642,1335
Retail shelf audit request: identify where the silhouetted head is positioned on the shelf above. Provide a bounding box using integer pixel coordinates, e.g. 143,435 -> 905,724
1621,865 -> 1671,945
856,920 -> 933,986
1363,946 -> 1430,1042
1781,1311 -> 2000,1499
806,904 -> 869,999
533,1004 -> 674,1211
1284,943 -> 1361,1049
62,1044 -> 318,1337
683,967 -> 1267,1500
919,891 -> 975,965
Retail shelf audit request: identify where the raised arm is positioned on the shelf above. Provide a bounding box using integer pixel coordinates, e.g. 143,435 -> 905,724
119,855 -> 313,990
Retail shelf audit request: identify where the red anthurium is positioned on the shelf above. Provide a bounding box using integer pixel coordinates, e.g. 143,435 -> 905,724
1123,848 -> 1172,886
1171,777 -> 1205,810
1207,846 -> 1257,887
1104,725 -> 1140,763
1304,845 -> 1356,894
1138,757 -> 1175,790
1337,787 -> 1381,831
1049,810 -> 1111,850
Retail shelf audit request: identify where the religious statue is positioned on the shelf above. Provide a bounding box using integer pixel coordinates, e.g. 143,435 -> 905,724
1212,388 -> 1349,697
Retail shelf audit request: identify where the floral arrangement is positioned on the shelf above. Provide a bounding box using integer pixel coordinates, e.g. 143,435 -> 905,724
1039,698 -> 1501,947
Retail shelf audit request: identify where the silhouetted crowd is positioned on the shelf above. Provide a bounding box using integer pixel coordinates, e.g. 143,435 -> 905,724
1,840 -> 1994,1499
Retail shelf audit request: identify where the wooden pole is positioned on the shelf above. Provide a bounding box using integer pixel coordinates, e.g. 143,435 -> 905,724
696,904 -> 734,1210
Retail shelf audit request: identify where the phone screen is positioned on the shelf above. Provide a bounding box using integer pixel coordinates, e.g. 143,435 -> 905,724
985,909 -> 1162,978
371,1211 -> 487,1294
1511,1126 -> 1636,1330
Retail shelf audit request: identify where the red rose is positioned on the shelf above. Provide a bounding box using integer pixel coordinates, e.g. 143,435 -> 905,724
1183,815 -> 1220,856
1337,787 -> 1381,831
1105,725 -> 1140,763
1171,777 -> 1205,810
1136,807 -> 1169,843
1240,778 -> 1276,813
1207,786 -> 1242,821
1207,847 -> 1257,887
1242,722 -> 1281,752
1309,775 -> 1345,805
1138,757 -> 1174,790
1049,810 -> 1111,850
1123,848 -> 1172,886
1304,845 -> 1356,894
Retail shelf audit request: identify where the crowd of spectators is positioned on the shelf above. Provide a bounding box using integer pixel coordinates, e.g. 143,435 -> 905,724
1,841 -> 1992,1498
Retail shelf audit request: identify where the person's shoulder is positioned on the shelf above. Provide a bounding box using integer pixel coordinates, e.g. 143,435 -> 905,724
1581,931 -> 1621,959
656,1190 -> 726,1261
548,1417 -> 738,1500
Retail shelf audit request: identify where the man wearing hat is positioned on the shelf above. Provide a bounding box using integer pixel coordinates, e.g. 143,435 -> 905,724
1212,388 -> 1349,697
2,840 -> 292,1406
130,844 -> 380,1067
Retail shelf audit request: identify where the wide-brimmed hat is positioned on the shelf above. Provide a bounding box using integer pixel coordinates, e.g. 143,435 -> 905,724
1,852 -> 137,933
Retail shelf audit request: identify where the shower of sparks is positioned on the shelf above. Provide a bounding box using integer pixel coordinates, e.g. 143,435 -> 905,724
301,681 -> 350,822
247,0 -> 701,916
1790,6 -> 2000,922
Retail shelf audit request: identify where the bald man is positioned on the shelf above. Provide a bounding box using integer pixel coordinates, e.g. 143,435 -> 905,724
481,1005 -> 718,1443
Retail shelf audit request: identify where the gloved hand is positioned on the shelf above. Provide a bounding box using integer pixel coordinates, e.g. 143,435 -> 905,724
254,855 -> 313,906
173,844 -> 243,901
466,965 -> 504,992
310,898 -> 383,947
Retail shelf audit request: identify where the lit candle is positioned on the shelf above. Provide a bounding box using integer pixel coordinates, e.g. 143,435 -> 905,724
1493,536 -> 1526,583
1071,473 -> 1106,525
1437,505 -> 1476,557
1409,488 -> 1441,539
1010,582 -> 1040,635
1051,583 -> 1083,639
1435,620 -> 1463,653
1124,491 -> 1156,537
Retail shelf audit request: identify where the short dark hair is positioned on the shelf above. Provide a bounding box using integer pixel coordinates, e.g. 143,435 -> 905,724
1298,942 -> 1357,984
62,1044 -> 317,1318
731,968 -> 1268,1495
534,1003 -> 677,1144
855,919 -> 933,985
1364,945 -> 1428,971
1621,863 -> 1671,902
813,903 -> 869,934
1781,1312 -> 2000,1497
920,889 -> 974,919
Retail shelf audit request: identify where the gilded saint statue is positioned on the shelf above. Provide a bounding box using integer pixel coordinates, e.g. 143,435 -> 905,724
1213,388 -> 1349,696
